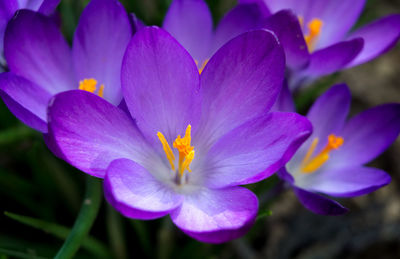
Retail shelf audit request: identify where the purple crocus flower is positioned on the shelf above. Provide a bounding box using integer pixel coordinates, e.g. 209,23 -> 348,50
241,0 -> 400,89
277,84 -> 400,215
0,0 -> 133,133
0,0 -> 60,69
163,0 -> 265,72
47,27 -> 312,243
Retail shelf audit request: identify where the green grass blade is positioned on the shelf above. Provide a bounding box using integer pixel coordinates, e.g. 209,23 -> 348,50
54,176 -> 103,259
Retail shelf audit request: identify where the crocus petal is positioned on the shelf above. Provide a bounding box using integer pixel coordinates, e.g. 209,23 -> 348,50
38,0 -> 61,14
202,112 -> 312,188
328,104 -> 400,168
297,166 -> 391,198
170,187 -> 258,243
104,159 -> 183,220
293,186 -> 348,215
271,80 -> 296,112
47,90 -> 153,178
262,10 -> 309,70
121,27 -> 201,144
0,1 -> 17,18
346,14 -> 400,67
4,10 -> 75,94
212,3 -> 264,55
300,38 -> 364,78
0,0 -> 18,65
73,0 -> 132,105
307,84 -> 351,149
163,0 -> 213,63
238,0 -> 270,17
263,0 -> 365,49
196,29 -> 285,147
0,73 -> 51,132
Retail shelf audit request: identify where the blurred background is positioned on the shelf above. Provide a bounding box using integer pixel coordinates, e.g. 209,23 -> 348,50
0,0 -> 399,258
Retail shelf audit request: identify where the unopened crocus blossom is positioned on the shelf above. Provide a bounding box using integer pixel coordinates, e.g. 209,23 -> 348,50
241,0 -> 400,89
0,0 -> 60,69
0,0 -> 133,133
163,0 -> 265,71
277,84 -> 400,215
47,27 -> 312,243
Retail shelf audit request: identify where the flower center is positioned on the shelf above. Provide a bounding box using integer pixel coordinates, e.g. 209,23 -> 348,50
300,134 -> 343,173
298,17 -> 323,52
79,78 -> 104,97
195,59 -> 209,74
157,125 -> 195,180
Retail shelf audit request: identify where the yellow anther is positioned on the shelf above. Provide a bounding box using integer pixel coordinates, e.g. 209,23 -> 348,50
98,84 -> 104,98
195,59 -> 209,74
298,17 -> 323,52
301,134 -> 344,173
157,132 -> 175,171
157,125 -> 195,179
78,78 -> 105,97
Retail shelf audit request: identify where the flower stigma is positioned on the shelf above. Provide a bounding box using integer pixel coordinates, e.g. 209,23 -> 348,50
300,134 -> 343,173
298,17 -> 323,52
195,59 -> 209,74
78,78 -> 104,97
157,125 -> 195,183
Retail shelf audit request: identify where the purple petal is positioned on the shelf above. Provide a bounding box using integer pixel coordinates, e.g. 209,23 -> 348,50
170,187 -> 258,243
298,166 -> 391,198
4,10 -> 75,94
104,159 -> 183,220
306,84 -> 351,151
163,0 -> 213,63
263,0 -> 365,49
238,0 -> 270,16
203,112 -> 312,188
0,73 -> 51,132
328,103 -> 400,168
262,9 -> 309,70
212,3 -> 264,55
271,80 -> 296,112
121,27 -> 201,144
293,186 -> 348,215
73,0 -> 132,105
47,90 -> 152,178
346,14 -> 400,67
0,1 -> 17,20
38,0 -> 61,14
301,38 -> 364,78
196,29 -> 285,147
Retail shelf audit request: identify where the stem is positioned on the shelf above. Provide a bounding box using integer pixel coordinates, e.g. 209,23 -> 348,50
54,176 -> 102,259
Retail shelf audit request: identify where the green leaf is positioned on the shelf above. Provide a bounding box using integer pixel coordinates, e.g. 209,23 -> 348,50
4,211 -> 109,258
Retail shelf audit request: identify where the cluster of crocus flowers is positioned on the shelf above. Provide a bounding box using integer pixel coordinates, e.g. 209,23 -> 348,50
0,0 -> 399,244
47,27 -> 312,243
241,0 -> 400,89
